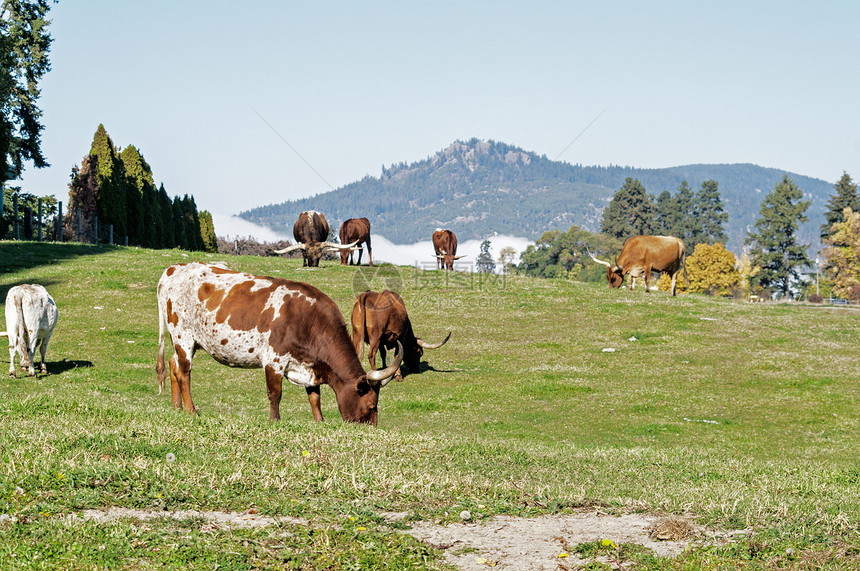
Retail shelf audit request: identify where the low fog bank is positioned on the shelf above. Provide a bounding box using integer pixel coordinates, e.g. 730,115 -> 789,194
214,214 -> 533,272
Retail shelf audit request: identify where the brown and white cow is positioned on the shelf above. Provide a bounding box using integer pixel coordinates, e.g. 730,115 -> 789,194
588,235 -> 688,296
5,284 -> 59,377
350,290 -> 450,381
156,262 -> 402,424
432,228 -> 465,270
339,217 -> 373,266
273,211 -> 354,267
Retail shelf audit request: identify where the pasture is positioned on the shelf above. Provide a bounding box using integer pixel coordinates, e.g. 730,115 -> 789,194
1,241 -> 859,569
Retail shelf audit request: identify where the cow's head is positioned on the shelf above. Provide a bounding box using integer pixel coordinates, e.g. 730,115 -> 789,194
588,249 -> 624,288
435,250 -> 466,271
273,241 -> 357,267
336,341 -> 403,425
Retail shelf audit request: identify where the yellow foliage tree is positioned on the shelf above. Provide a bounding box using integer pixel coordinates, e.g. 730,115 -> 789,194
659,242 -> 739,295
822,207 -> 860,298
735,252 -> 760,299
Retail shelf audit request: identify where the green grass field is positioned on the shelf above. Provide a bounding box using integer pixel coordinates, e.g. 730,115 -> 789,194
1,241 -> 859,569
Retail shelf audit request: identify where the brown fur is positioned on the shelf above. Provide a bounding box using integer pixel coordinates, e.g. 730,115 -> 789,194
156,263 -> 401,424
607,235 -> 688,296
338,218 -> 372,266
432,229 -> 459,271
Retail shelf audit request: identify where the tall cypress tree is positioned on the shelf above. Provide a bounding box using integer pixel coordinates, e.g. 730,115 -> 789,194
821,172 -> 860,241
746,175 -> 811,297
172,196 -> 188,249
655,190 -> 680,236
157,184 -> 174,248
66,154 -> 100,242
182,194 -> 203,251
198,210 -> 217,253
120,145 -> 157,247
89,125 -> 127,235
600,177 -> 656,239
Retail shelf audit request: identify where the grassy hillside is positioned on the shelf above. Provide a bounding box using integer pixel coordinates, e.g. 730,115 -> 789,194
1,241 -> 859,569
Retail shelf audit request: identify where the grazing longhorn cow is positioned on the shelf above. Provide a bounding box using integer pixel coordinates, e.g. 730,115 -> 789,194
339,217 -> 373,266
588,235 -> 688,296
350,290 -> 451,382
5,284 -> 58,377
432,228 -> 465,270
273,210 -> 354,267
156,262 -> 402,424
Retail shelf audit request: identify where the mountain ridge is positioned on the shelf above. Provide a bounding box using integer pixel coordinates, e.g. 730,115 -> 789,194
239,139 -> 834,254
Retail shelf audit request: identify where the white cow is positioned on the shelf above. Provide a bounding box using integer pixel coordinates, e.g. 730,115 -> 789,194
5,284 -> 59,377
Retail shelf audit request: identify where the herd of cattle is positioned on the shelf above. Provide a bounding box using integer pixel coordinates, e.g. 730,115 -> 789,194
4,209 -> 688,425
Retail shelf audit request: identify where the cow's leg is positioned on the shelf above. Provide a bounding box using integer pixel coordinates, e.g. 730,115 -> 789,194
306,386 -> 323,422
168,355 -> 183,409
355,247 -> 362,265
25,330 -> 38,376
366,238 -> 372,267
644,268 -> 652,293
379,345 -> 387,369
173,345 -> 197,414
670,270 -> 679,296
265,366 -> 283,421
367,336 -> 380,370
7,334 -> 15,378
38,332 -> 52,375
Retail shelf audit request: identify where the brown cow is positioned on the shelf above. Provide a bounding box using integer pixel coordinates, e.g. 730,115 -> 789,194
432,228 -> 465,270
588,235 -> 688,296
273,211 -> 354,267
339,218 -> 373,266
156,262 -> 402,425
350,290 -> 450,381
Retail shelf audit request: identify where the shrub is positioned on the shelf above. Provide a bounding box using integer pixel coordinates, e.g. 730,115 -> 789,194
809,293 -> 823,304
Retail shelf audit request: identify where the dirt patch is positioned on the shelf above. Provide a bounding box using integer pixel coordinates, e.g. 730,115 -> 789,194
72,507 -> 737,569
79,507 -> 306,530
402,510 -> 727,570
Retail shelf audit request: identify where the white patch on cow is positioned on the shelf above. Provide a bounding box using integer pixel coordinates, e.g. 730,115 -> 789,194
284,359 -> 316,387
284,289 -> 316,305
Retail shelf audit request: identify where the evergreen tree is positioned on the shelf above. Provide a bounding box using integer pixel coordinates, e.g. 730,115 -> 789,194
655,190 -> 679,236
0,0 -> 54,183
476,240 -> 495,274
65,154 -> 99,242
822,207 -> 860,299
691,179 -> 728,248
157,184 -> 174,248
172,196 -> 188,249
600,177 -> 656,239
198,210 -> 217,253
89,125 -> 127,235
821,172 -> 859,241
674,180 -> 699,245
182,194 -> 203,251
746,175 -> 812,297
120,145 -> 157,247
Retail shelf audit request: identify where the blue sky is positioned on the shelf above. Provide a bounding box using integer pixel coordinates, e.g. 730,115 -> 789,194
18,1 -> 860,228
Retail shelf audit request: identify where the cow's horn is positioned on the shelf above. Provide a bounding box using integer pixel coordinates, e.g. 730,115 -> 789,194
273,243 -> 306,254
435,254 -> 446,259
322,240 -> 358,251
586,248 -> 611,268
366,341 -> 403,387
417,331 -> 451,350
453,255 -> 466,260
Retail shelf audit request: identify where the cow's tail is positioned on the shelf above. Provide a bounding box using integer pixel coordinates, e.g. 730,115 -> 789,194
156,288 -> 167,394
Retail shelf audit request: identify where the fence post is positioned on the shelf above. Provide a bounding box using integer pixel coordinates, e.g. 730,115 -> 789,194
109,224 -> 113,245
37,198 -> 43,241
57,201 -> 63,242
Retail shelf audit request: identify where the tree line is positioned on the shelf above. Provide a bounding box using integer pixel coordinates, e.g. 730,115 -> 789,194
519,173 -> 860,301
65,125 -> 216,251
